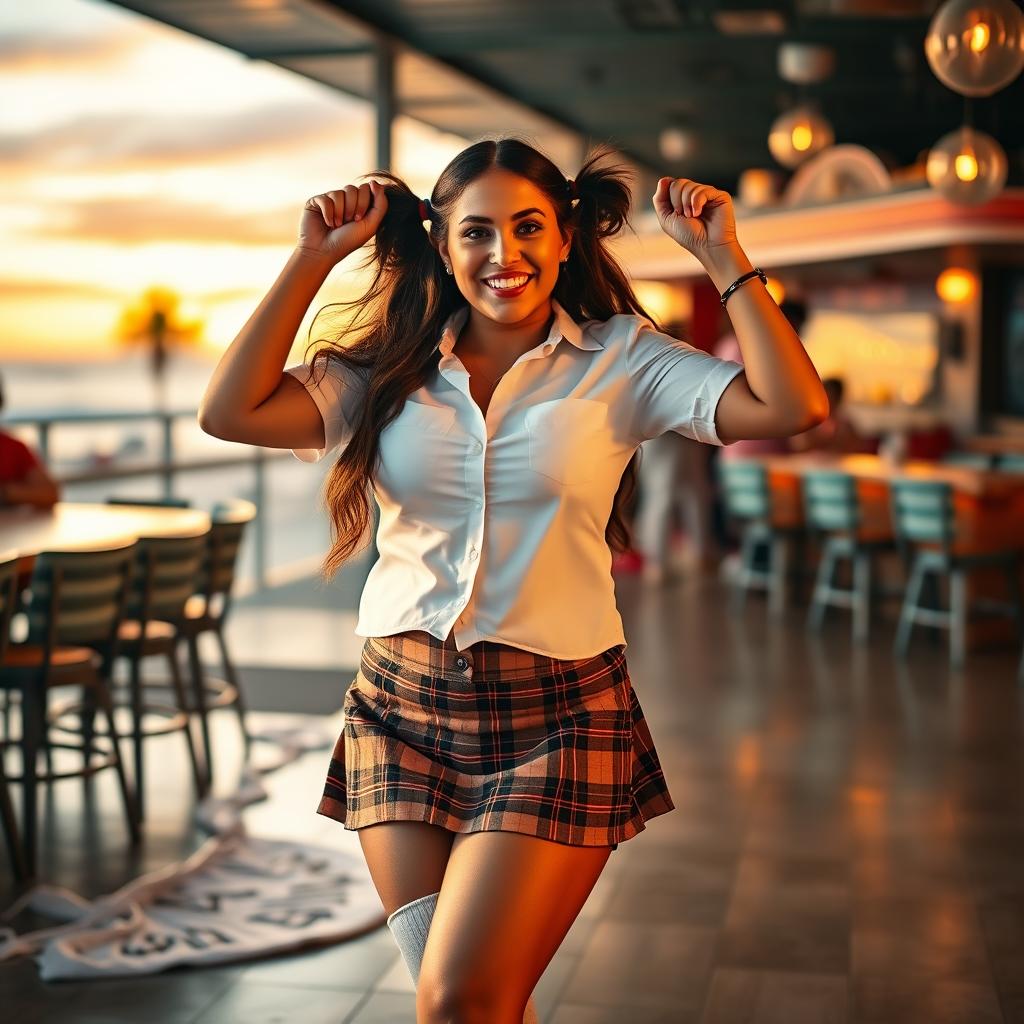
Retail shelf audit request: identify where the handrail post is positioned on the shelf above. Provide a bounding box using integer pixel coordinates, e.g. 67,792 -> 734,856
253,449 -> 267,590
161,413 -> 174,499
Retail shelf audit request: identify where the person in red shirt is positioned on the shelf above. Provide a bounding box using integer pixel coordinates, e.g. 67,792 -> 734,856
0,372 -> 60,509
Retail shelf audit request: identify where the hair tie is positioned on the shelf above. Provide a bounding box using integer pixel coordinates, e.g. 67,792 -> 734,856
418,197 -> 432,221
566,177 -> 578,199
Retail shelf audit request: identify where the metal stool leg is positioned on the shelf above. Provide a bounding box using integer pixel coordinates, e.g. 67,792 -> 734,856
769,534 -> 788,616
214,627 -> 252,758
807,537 -> 836,632
93,680 -> 142,842
128,654 -> 146,822
0,751 -> 28,880
19,683 -> 44,878
186,633 -> 214,790
895,558 -> 926,658
950,569 -> 967,669
166,647 -> 208,799
853,551 -> 871,643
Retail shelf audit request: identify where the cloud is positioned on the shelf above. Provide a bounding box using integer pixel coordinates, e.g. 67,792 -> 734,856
25,193 -> 301,245
0,277 -> 124,299
0,99 -> 352,173
0,24 -> 148,73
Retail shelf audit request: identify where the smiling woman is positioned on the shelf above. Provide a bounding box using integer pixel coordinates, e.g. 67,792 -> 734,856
197,133 -> 823,1024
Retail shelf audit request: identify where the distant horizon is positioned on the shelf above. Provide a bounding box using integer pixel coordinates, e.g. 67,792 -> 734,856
1,0 -> 469,361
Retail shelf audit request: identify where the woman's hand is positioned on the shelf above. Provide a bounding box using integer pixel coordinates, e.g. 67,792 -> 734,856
297,180 -> 388,264
652,176 -> 737,259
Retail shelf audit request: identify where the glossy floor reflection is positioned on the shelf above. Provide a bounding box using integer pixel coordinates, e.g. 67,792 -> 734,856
2,566 -> 1023,1023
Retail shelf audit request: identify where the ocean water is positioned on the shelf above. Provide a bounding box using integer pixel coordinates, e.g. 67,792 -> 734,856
2,352 -> 342,586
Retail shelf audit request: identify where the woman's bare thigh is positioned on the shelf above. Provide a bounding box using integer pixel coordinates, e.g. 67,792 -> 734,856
357,820 -> 457,917
418,830 -> 614,1021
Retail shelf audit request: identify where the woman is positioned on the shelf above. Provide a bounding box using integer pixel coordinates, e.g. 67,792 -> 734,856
199,138 -> 827,1023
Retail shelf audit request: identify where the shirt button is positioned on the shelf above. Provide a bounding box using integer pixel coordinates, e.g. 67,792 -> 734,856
455,656 -> 468,670
473,440 -> 483,453
468,549 -> 479,561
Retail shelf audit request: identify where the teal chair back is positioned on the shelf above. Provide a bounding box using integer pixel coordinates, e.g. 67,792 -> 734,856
889,480 -> 955,555
996,454 -> 1024,474
940,451 -> 993,470
802,470 -> 859,533
23,543 -> 137,671
718,461 -> 772,521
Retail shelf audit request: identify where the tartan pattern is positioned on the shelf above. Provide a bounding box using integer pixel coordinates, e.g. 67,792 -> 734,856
316,630 -> 675,847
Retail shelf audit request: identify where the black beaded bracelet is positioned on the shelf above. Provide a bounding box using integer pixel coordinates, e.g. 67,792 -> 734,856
720,267 -> 767,308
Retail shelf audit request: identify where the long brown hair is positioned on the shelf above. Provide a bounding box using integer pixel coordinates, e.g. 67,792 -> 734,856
302,137 -> 664,584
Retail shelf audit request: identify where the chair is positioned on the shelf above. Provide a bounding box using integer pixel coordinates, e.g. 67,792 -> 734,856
177,499 -> 257,788
0,542 -> 142,876
940,451 -> 994,470
802,470 -> 895,642
717,460 -> 805,614
48,530 -> 212,821
890,480 -> 1024,667
0,551 -> 29,880
995,453 -> 1024,474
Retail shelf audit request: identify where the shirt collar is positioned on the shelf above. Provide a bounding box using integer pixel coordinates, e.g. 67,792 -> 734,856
436,298 -> 604,356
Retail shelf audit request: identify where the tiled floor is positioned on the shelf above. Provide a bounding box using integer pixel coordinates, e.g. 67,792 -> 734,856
3,558 -> 1024,1023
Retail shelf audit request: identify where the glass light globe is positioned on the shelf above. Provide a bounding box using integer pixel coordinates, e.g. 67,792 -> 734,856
767,107 -> 834,169
659,126 -> 696,161
926,125 -> 1007,204
924,0 -> 1024,97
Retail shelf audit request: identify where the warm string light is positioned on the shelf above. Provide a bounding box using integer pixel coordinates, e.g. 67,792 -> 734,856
936,267 -> 978,303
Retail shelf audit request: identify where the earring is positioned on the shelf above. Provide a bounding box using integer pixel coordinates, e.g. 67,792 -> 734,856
444,264 -> 452,274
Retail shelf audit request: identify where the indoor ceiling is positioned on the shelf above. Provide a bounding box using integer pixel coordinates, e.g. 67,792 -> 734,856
108,0 -> 1024,193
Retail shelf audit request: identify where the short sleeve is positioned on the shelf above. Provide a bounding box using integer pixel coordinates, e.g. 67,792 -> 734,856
283,355 -> 369,464
626,319 -> 744,446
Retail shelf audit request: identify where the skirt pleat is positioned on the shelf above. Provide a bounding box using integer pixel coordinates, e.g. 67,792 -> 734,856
316,630 -> 675,847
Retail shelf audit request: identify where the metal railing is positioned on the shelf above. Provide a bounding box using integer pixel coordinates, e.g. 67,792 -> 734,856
2,408 -> 295,590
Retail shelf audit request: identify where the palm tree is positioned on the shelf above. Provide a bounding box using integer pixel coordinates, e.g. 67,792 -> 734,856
115,286 -> 204,410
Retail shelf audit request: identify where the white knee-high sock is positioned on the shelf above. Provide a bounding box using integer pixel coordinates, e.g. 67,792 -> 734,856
386,890 -> 539,1023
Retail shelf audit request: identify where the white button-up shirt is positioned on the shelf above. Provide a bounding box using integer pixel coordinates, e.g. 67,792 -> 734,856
287,299 -> 743,658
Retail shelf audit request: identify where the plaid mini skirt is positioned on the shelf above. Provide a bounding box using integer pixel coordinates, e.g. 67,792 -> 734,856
316,629 -> 676,848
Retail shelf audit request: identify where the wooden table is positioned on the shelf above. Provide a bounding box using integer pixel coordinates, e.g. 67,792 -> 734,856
742,453 -> 1024,651
0,502 -> 212,578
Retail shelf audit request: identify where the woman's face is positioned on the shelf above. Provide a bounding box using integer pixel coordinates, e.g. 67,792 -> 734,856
438,167 -> 571,325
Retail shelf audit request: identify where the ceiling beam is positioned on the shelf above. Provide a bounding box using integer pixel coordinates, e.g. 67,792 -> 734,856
397,21 -> 931,55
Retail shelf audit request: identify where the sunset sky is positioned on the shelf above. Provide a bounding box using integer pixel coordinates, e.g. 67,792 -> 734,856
2,0 -> 469,362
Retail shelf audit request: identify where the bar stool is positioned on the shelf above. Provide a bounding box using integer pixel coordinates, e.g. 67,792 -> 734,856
717,460 -> 804,614
0,551 -> 29,880
803,470 -> 896,642
0,542 -> 141,876
890,479 -> 1024,667
178,499 -> 256,788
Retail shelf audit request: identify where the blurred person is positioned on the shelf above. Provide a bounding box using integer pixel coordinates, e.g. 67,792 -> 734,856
0,371 -> 60,509
199,139 -> 827,1023
637,432 -> 719,584
788,376 -> 867,454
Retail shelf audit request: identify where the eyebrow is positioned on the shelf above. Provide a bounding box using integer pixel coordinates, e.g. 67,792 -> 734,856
459,208 -> 546,225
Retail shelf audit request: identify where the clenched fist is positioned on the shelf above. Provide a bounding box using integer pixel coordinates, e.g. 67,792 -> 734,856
297,180 -> 388,264
652,177 -> 737,258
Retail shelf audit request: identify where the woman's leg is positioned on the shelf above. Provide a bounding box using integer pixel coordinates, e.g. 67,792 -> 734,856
357,820 -> 456,917
417,829 -> 614,1024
